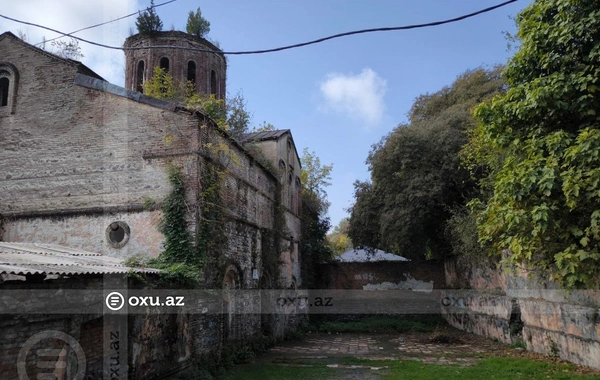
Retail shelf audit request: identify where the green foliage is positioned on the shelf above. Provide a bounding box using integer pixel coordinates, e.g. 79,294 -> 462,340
160,165 -> 196,265
299,149 -> 334,288
464,0 -> 600,288
136,0 -> 163,36
195,164 -> 226,266
252,121 -> 276,133
349,67 -> 506,260
186,7 -> 211,38
143,66 -> 177,100
300,148 -> 333,214
169,336 -> 275,380
224,357 -> 598,380
444,205 -> 493,266
142,68 -> 251,138
326,217 -> 353,256
226,91 -> 252,140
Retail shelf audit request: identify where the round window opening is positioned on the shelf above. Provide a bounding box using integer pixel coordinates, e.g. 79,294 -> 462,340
106,221 -> 131,248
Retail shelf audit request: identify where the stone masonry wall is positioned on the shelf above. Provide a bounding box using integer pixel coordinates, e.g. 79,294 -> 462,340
443,258 -> 600,369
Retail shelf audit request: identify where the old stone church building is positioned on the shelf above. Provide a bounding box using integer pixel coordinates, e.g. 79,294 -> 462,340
0,30 -> 304,379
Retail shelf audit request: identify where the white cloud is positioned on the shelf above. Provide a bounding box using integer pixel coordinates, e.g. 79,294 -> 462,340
0,0 -> 139,85
319,68 -> 387,125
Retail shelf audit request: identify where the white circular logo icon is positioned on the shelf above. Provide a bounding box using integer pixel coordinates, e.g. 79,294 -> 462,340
105,291 -> 125,311
17,330 -> 86,380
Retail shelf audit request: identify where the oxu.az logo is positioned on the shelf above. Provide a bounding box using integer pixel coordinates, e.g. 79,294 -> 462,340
17,330 -> 86,380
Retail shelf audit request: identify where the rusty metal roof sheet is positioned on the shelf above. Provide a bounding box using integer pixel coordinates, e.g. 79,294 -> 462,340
0,242 -> 159,276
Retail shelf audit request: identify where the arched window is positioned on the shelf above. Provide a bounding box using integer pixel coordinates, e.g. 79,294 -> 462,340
135,60 -> 144,93
0,77 -> 8,107
187,61 -> 196,84
210,70 -> 217,95
159,57 -> 169,72
0,63 -> 19,114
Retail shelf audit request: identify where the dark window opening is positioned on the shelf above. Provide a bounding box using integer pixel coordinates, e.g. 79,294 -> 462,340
210,70 -> 217,95
110,223 -> 126,243
160,57 -> 170,72
106,221 -> 130,248
136,60 -> 144,93
187,61 -> 196,84
0,77 -> 8,107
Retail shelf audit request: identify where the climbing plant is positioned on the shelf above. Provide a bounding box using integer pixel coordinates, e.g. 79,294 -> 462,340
463,0 -> 600,288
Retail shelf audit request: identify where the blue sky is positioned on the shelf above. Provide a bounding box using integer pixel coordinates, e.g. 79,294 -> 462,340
1,0 -> 532,230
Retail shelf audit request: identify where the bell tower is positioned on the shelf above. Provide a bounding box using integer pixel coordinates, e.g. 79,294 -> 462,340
123,31 -> 226,99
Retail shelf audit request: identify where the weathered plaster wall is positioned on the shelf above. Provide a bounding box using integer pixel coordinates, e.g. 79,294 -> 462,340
443,258 -> 600,369
321,260 -> 446,290
4,210 -> 164,259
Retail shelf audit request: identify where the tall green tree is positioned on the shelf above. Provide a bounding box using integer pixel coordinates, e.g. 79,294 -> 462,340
186,7 -> 211,38
136,0 -> 163,36
464,0 -> 600,288
299,149 -> 334,288
349,67 -> 506,260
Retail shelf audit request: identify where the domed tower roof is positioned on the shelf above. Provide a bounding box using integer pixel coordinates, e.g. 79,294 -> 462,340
123,31 -> 226,99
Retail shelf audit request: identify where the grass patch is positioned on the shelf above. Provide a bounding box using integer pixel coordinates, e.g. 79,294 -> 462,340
222,357 -> 600,380
224,363 -> 336,379
306,315 -> 446,333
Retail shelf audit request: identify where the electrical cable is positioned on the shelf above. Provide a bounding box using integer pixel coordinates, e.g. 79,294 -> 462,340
1,0 -> 519,56
33,0 -> 178,46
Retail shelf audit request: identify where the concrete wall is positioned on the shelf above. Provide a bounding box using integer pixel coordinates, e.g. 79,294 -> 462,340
443,257 -> 600,369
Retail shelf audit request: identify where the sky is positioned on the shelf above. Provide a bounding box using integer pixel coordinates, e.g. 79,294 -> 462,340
0,0 -> 532,230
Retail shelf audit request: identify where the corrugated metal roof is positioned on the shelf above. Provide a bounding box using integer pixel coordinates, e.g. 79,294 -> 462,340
239,129 -> 290,143
0,242 -> 159,276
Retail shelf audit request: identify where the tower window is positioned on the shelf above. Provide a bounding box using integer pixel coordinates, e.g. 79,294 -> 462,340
159,57 -> 170,72
187,61 -> 196,84
0,77 -> 8,107
210,70 -> 217,95
135,60 -> 144,93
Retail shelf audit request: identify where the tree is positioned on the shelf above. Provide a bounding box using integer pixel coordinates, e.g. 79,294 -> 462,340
253,121 -> 276,133
464,0 -> 600,288
186,7 -> 211,38
136,0 -> 163,36
299,149 -> 334,288
226,91 -> 252,140
349,67 -> 506,260
51,38 -> 84,60
326,217 -> 353,256
300,148 -> 333,213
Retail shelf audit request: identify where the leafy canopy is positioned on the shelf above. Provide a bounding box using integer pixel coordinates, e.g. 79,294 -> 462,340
300,149 -> 334,287
186,7 -> 211,38
136,0 -> 163,36
349,67 -> 506,260
464,0 -> 600,288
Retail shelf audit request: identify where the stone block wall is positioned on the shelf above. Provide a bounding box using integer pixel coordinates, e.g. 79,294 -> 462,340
443,258 -> 600,369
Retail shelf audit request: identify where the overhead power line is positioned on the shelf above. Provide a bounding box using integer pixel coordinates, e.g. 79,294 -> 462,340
2,0 -> 519,56
34,0 -> 178,46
